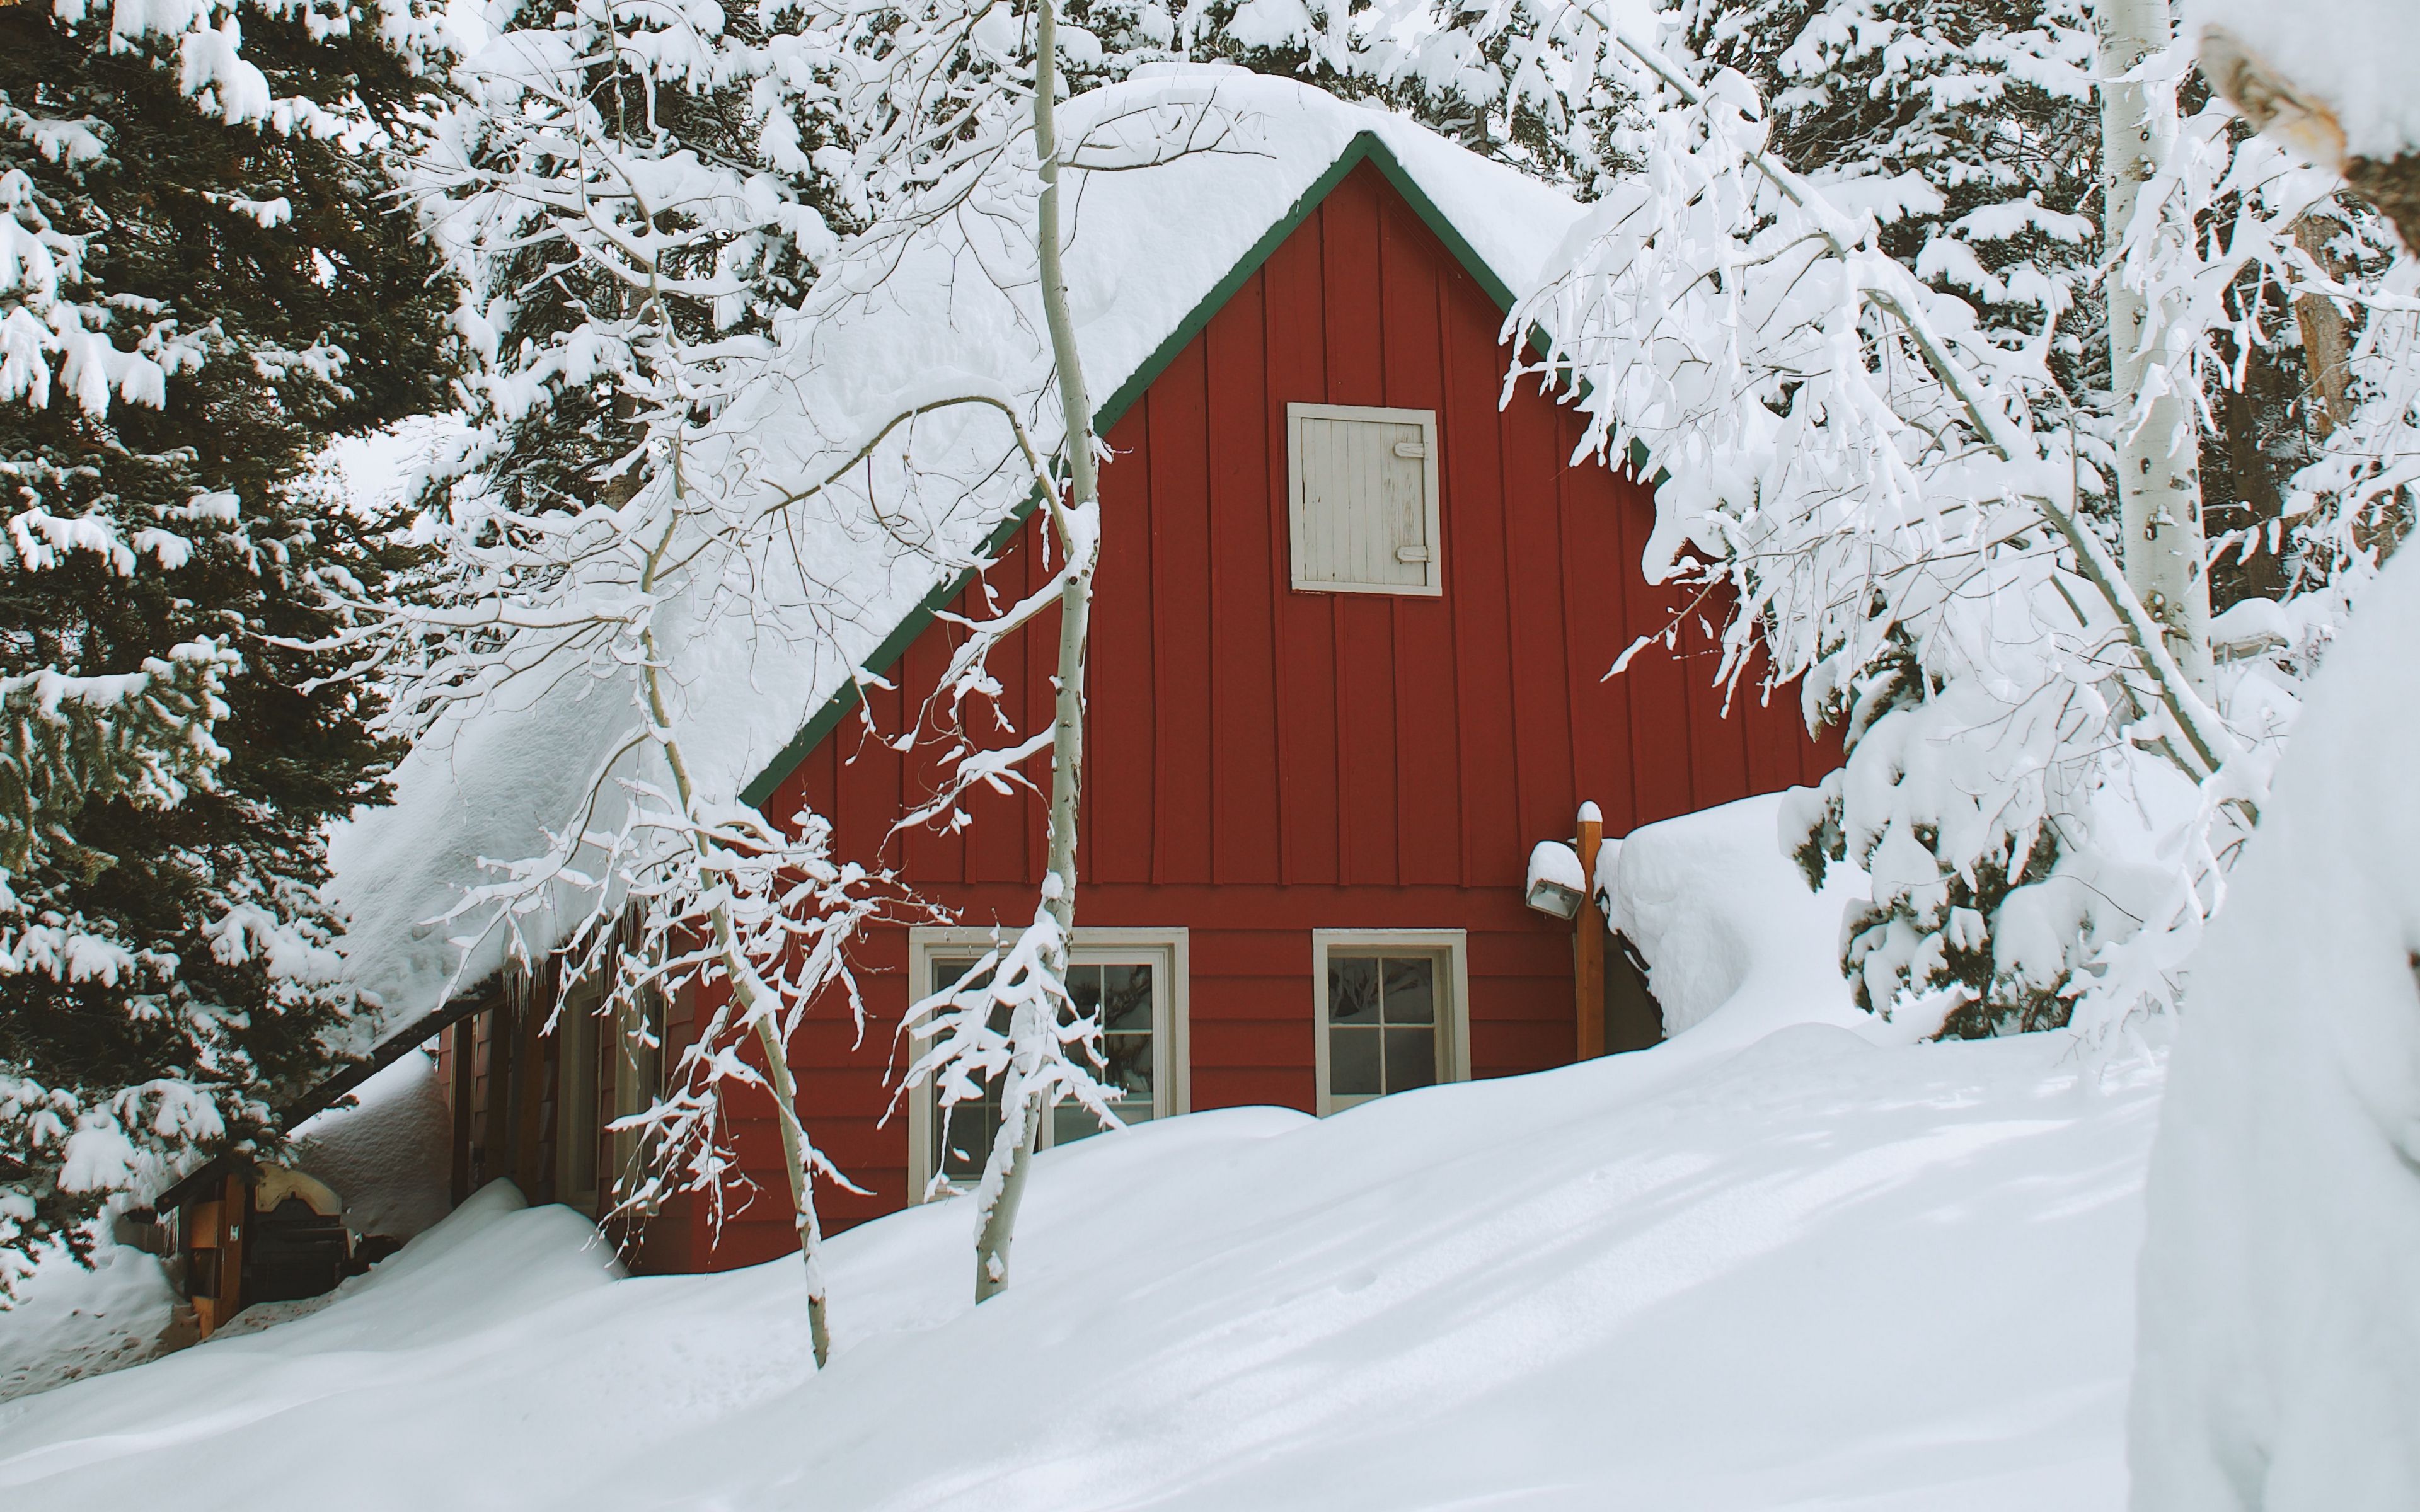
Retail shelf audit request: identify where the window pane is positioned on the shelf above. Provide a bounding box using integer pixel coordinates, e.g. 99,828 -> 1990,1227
931,956 -> 1004,1183
932,956 -> 994,999
1051,1101 -> 1099,1147
940,1096 -> 999,1182
1102,1030 -> 1155,1114
1385,1026 -> 1437,1092
1330,1025 -> 1383,1096
1063,962 -> 1156,1143
1381,957 -> 1435,1025
1328,956 -> 1380,1025
1100,964 -> 1154,1032
1065,962 -> 1103,1016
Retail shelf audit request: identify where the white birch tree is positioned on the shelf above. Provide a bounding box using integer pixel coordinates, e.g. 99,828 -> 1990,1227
2099,0 -> 2211,685
933,0 -> 1105,1303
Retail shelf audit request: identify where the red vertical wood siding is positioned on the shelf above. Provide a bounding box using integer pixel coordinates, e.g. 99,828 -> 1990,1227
672,161 -> 1838,1269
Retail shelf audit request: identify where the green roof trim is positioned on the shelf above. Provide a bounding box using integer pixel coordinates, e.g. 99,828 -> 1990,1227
739,129 -> 1547,812
739,495 -> 1039,810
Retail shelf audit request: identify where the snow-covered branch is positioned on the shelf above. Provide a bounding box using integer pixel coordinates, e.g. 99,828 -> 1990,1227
1502,14 -> 2420,1037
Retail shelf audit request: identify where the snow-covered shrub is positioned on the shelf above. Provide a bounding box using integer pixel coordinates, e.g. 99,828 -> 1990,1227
2129,539 -> 2420,1509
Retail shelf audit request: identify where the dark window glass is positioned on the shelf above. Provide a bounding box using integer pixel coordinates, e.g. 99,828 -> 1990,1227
1330,1025 -> 1383,1095
1101,965 -> 1154,1032
1328,956 -> 1380,1024
1382,958 -> 1434,1024
1056,962 -> 1156,1147
1386,1028 -> 1437,1090
1326,953 -> 1443,1101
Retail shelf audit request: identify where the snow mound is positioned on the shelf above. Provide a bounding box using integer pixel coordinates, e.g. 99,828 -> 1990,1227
2128,547 -> 2420,1507
0,1239 -> 175,1405
1602,791 -> 1870,1046
2,1019 -> 2158,1509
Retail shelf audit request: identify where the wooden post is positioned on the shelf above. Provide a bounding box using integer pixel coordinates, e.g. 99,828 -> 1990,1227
449,1015 -> 475,1204
512,999 -> 553,1200
187,1191 -> 224,1337
484,1000 -> 515,1186
221,1171 -> 246,1326
1576,801 -> 1605,1062
190,1170 -> 249,1339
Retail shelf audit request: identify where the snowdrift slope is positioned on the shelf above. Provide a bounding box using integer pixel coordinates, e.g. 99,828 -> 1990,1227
0,1025 -> 2158,1511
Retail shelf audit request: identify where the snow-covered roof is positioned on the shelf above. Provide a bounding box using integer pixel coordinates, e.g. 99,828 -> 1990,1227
326,71 -> 1587,1036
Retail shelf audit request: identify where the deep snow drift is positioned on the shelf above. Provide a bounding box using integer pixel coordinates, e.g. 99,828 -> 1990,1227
0,796 -> 2162,1509
2129,546 -> 2420,1507
0,1240 -> 173,1405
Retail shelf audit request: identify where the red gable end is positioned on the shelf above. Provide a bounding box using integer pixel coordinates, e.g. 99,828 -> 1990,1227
639,158 -> 1836,1270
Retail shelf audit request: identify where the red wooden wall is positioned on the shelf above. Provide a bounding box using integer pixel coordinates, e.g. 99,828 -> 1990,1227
641,161 -> 1836,1271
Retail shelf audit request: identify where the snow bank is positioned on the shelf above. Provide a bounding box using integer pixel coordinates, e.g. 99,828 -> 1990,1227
21,774 -> 2157,1508
2187,0 -> 2420,162
327,72 -> 1587,1037
1601,791 -> 1870,1046
0,1239 -> 175,1405
1,1017 -> 2158,1509
2128,547 -> 2420,1508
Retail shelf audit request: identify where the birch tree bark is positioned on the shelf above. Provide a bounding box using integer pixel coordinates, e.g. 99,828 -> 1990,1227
638,460 -> 836,1369
2099,0 -> 2212,687
970,0 -> 1102,1303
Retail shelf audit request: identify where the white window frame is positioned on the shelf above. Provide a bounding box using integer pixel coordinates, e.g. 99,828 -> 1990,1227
906,925 -> 1190,1199
1311,928 -> 1472,1116
1286,401 -> 1444,598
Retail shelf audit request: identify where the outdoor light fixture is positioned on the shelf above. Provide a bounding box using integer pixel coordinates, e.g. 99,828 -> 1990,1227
1524,839 -> 1586,919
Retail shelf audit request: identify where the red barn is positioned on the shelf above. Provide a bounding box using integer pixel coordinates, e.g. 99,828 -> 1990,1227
337,76 -> 1835,1276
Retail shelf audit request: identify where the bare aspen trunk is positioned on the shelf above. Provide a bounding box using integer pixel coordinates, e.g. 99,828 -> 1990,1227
643,466 -> 833,1368
2099,0 -> 2211,687
971,0 -> 1100,1303
747,997 -> 833,1366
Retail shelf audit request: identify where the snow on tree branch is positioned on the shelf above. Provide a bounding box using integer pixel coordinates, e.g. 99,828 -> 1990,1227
1499,13 -> 2411,1039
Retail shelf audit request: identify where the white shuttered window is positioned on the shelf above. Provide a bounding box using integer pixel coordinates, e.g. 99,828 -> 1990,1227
1287,403 -> 1443,596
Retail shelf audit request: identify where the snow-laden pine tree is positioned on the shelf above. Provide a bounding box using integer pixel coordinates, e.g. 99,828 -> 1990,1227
1177,0 -> 1634,187
417,0 -> 864,527
0,0 -> 456,1293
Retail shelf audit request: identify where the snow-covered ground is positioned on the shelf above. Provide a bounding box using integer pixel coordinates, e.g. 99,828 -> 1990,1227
0,796 -> 2164,1509
0,1242 -> 175,1406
